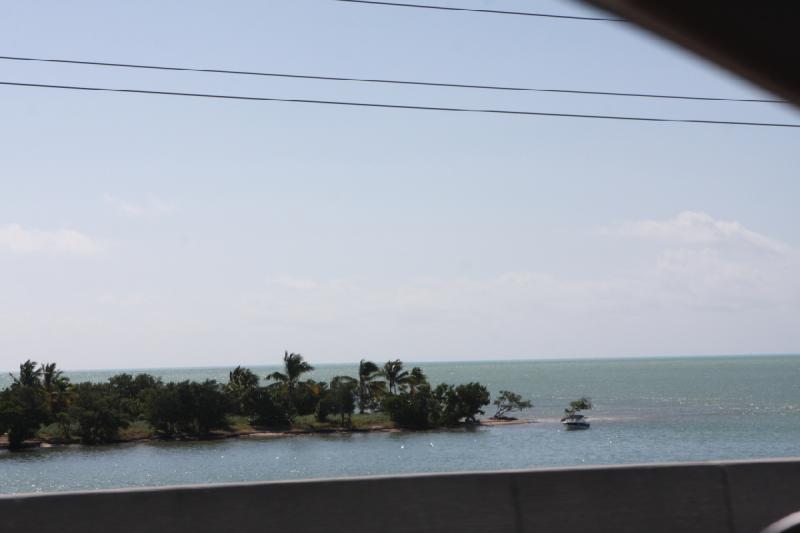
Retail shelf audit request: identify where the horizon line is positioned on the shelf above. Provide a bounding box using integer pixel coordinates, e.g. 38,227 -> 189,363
1,352 -> 799,374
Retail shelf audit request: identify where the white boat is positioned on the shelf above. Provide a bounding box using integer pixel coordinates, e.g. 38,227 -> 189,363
561,413 -> 590,430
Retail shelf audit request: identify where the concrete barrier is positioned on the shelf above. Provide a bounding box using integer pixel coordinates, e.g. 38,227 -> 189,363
1,458 -> 798,532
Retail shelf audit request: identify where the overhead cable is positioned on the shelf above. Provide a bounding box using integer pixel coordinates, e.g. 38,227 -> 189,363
334,0 -> 625,21
1,80 -> 798,128
0,55 -> 784,104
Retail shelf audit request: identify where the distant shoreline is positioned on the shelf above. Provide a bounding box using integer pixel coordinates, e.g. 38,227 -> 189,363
0,418 -> 536,451
3,353 -> 799,376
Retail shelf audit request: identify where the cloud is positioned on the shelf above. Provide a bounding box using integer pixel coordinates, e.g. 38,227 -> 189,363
239,211 -> 799,335
105,194 -> 176,218
598,211 -> 799,311
0,223 -> 99,254
604,211 -> 790,254
273,277 -> 320,290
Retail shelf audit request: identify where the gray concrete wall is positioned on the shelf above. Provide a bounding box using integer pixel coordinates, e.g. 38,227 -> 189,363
1,458 -> 798,533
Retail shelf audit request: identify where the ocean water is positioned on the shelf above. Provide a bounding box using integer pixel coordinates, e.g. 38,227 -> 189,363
1,355 -> 799,495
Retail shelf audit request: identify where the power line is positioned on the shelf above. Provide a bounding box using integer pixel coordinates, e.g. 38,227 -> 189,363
0,55 -> 784,104
1,80 -> 797,128
335,0 -> 625,21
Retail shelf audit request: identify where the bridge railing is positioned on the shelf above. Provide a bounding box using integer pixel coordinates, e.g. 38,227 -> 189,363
1,457 -> 798,533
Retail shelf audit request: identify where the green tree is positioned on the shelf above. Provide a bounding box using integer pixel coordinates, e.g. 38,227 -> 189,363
0,368 -> 50,449
225,366 -> 260,415
357,359 -> 385,413
563,397 -> 593,418
383,384 -> 438,429
109,373 -> 162,398
431,383 -> 463,426
108,373 -> 137,396
190,380 -> 228,434
249,386 -> 291,427
144,383 -> 182,435
314,382 -> 332,422
266,352 -> 314,418
144,380 -> 227,435
109,373 -> 162,419
492,390 -> 533,420
41,362 -> 69,394
454,383 -> 490,423
430,382 -> 490,425
407,367 -> 428,395
293,379 -> 325,416
68,383 -> 129,444
41,362 -> 72,436
329,376 -> 358,426
10,359 -> 42,387
382,359 -> 410,395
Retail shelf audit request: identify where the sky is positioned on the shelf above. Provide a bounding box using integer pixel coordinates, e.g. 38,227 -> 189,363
1,0 -> 798,370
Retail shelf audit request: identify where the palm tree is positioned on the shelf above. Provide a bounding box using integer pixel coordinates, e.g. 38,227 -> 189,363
407,367 -> 428,395
357,359 -> 386,413
228,366 -> 259,389
41,363 -> 69,391
330,376 -> 358,426
41,362 -> 71,407
11,360 -> 42,387
382,359 -> 410,395
267,352 -> 314,413
226,366 -> 260,415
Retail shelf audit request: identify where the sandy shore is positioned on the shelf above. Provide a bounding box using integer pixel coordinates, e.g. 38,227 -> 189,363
479,418 -> 536,426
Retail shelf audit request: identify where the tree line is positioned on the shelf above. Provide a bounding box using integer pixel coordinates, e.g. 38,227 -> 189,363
0,353 -> 534,450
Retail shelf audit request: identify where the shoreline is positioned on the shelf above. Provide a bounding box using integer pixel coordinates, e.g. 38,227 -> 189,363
0,418 -> 537,451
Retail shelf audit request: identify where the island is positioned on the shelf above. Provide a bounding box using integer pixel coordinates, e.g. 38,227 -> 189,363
0,354 -> 546,451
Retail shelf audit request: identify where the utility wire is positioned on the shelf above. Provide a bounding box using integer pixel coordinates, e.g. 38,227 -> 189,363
0,55 -> 785,104
1,80 -> 797,128
335,0 -> 625,21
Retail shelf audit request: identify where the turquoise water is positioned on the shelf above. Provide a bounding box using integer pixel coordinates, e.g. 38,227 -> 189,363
1,355 -> 799,494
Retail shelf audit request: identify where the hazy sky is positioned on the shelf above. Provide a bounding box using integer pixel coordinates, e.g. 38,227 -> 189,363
1,1 -> 798,370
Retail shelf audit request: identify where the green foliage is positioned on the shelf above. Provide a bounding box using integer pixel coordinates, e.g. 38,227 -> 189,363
328,376 -> 358,426
40,362 -> 72,437
0,355 -> 534,450
316,377 -> 358,426
293,412 -> 393,431
384,381 -> 491,428
0,380 -> 51,449
118,420 -> 155,440
314,382 -> 333,422
293,380 -> 325,416
248,386 -> 291,427
10,359 -> 42,387
41,363 -> 71,413
0,360 -> 58,448
144,380 -> 227,435
454,383 -> 491,423
564,397 -> 593,417
407,367 -> 428,394
109,373 -> 162,398
357,359 -> 385,413
68,383 -> 129,444
266,352 -> 314,419
224,366 -> 260,415
143,383 -> 182,434
191,380 -> 228,434
382,359 -> 410,394
434,382 -> 490,424
492,390 -> 533,419
383,384 -> 439,429
109,373 -> 162,419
